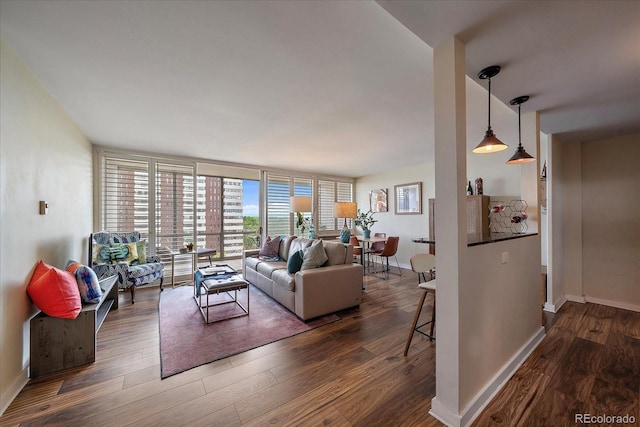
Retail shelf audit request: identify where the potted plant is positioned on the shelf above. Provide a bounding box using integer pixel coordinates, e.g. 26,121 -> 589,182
295,212 -> 316,239
354,209 -> 377,238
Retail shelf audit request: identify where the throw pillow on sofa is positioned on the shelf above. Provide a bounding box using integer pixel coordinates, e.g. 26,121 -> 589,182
259,235 -> 280,258
27,260 -> 82,319
287,250 -> 304,274
301,240 -> 328,270
66,260 -> 103,304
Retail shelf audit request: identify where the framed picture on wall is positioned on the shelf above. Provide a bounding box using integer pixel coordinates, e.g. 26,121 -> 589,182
369,189 -> 388,212
394,182 -> 422,215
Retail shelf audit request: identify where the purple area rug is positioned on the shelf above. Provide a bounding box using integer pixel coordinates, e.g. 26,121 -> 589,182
159,284 -> 339,378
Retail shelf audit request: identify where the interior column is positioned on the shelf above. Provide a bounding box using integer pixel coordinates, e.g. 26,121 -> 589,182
429,36 -> 468,426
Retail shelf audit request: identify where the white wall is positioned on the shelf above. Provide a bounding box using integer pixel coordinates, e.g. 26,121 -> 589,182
354,76 -> 526,271
581,134 -> 640,309
0,39 -> 93,414
562,143 -> 583,299
356,162 -> 434,268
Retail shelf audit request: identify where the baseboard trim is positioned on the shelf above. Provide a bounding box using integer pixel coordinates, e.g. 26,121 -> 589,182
430,398 -> 462,427
429,327 -> 546,427
543,294 -> 566,313
564,294 -> 640,313
0,368 -> 28,417
565,294 -> 586,303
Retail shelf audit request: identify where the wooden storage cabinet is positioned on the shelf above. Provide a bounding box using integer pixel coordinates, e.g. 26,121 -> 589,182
30,275 -> 118,378
428,195 -> 491,246
466,195 -> 490,240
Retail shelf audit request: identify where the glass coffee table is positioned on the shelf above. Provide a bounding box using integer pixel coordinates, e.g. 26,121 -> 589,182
193,265 -> 249,323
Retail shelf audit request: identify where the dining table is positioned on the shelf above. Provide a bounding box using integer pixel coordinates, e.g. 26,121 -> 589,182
356,235 -> 387,274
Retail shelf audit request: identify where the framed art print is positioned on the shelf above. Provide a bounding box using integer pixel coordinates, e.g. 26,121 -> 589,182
394,182 -> 422,215
370,189 -> 388,212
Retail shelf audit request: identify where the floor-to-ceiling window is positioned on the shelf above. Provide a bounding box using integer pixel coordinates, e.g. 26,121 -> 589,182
96,149 -> 352,276
265,172 -> 354,237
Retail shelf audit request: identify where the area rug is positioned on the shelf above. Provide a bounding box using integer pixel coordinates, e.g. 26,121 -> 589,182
159,284 -> 340,378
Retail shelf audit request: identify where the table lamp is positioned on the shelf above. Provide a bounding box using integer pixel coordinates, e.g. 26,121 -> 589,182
290,196 -> 314,238
334,202 -> 357,243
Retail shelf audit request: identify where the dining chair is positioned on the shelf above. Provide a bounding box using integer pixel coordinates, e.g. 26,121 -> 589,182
404,253 -> 436,356
375,236 -> 401,279
366,232 -> 386,266
349,236 -> 362,264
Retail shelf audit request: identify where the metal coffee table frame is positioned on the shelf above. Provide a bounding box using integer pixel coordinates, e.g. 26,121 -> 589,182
196,275 -> 249,323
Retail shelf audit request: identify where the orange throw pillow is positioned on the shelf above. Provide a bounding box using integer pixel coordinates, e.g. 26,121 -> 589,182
27,260 -> 81,319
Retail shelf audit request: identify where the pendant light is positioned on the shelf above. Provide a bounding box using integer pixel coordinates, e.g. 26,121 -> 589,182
506,96 -> 535,164
473,65 -> 509,154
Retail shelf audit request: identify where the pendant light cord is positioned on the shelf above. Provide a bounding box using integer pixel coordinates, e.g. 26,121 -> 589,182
518,104 -> 522,148
487,77 -> 492,128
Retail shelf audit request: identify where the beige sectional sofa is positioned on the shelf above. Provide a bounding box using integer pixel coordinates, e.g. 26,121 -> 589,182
242,236 -> 363,320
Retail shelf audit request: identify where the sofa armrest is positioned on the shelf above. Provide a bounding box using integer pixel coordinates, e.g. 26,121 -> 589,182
294,264 -> 363,320
243,249 -> 260,259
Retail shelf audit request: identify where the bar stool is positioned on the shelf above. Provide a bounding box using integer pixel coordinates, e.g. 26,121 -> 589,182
404,253 -> 436,356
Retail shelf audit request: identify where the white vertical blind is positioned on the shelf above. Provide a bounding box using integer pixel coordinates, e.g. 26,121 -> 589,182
266,174 -> 290,236
100,156 -> 150,238
155,162 -> 196,252
318,179 -> 336,232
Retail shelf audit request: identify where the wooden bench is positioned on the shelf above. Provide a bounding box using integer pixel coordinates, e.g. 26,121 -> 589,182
29,275 -> 118,378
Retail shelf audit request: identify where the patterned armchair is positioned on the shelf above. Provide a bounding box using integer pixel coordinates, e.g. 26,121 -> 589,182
89,231 -> 164,304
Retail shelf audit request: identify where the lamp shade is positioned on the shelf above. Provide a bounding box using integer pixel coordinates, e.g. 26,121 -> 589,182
290,196 -> 312,213
472,128 -> 509,153
506,95 -> 536,165
473,65 -> 508,154
334,202 -> 357,219
506,145 -> 535,164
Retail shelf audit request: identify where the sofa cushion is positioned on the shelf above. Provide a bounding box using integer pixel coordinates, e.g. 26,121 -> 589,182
256,260 -> 287,278
279,235 -> 297,261
272,269 -> 295,292
301,240 -> 329,271
259,236 -> 280,257
289,238 -> 313,257
244,256 -> 262,270
287,249 -> 304,274
324,242 -> 347,266
27,261 -> 82,319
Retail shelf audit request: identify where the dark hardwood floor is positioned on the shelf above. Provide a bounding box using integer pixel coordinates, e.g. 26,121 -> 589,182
2,265 -> 638,426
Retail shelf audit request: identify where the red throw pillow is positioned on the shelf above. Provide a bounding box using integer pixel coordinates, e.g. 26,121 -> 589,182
27,261 -> 82,319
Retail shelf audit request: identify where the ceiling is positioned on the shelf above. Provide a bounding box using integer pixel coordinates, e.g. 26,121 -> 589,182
1,1 -> 638,178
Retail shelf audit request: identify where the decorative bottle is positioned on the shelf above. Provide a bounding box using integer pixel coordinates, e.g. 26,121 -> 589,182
466,181 -> 473,196
475,177 -> 483,195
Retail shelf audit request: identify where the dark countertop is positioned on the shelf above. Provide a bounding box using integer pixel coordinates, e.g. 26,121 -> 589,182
468,232 -> 538,246
412,232 -> 538,247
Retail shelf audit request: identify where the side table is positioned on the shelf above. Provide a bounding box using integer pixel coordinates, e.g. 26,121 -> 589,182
194,266 -> 249,323
169,248 -> 217,287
